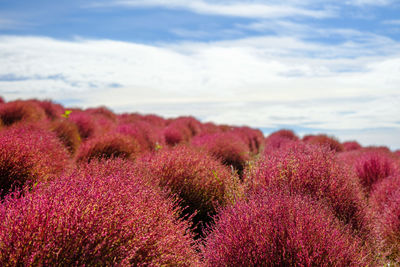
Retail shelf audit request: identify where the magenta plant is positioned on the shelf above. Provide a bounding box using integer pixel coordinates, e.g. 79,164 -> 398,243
69,111 -> 100,140
76,133 -> 140,163
0,125 -> 71,195
202,190 -> 371,266
231,126 -> 265,154
192,132 -> 250,176
134,145 -> 242,234
370,174 -> 400,212
49,119 -> 82,155
303,134 -> 344,152
0,96 -> 4,104
30,99 -> 65,120
0,159 -> 200,266
163,126 -> 186,146
245,142 -> 380,252
265,129 -> 299,152
0,100 -> 46,126
354,150 -> 399,192
343,141 -> 362,151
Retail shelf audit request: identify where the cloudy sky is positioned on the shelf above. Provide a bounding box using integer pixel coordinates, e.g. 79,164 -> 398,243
1,0 -> 400,149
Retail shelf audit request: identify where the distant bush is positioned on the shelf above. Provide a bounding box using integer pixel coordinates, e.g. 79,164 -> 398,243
354,150 -> 398,193
202,190 -> 370,266
245,142 -> 380,253
343,141 -> 362,151
0,159 -> 200,266
265,129 -> 299,152
69,111 -> 100,140
0,100 -> 46,126
192,132 -> 250,176
134,145 -> 242,234
0,96 -> 4,104
0,125 -> 70,196
76,133 -> 140,163
303,134 -> 344,152
231,127 -> 265,154
30,99 -> 64,120
163,125 -> 186,146
370,174 -> 400,212
49,119 -> 81,155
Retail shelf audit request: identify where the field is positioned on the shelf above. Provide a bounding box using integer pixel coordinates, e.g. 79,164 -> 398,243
1,97 -> 400,266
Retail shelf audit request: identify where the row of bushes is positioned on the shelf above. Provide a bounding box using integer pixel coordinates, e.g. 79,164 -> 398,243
1,97 -> 400,266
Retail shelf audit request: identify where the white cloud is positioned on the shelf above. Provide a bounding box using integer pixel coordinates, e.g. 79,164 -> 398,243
90,0 -> 334,19
0,34 -> 400,149
383,19 -> 400,25
346,0 -> 394,6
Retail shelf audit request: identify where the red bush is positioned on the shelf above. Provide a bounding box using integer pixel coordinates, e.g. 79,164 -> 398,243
265,129 -> 299,152
354,150 -> 399,192
202,190 -> 371,266
0,125 -> 70,195
245,142 -> 379,250
30,99 -> 64,120
231,126 -> 264,154
370,174 -> 400,212
69,111 -> 100,140
343,141 -> 362,151
0,159 -> 200,266
134,145 -> 242,234
380,188 -> 400,262
49,119 -> 81,155
192,132 -> 250,176
303,134 -> 344,152
0,100 -> 46,126
76,133 -> 140,163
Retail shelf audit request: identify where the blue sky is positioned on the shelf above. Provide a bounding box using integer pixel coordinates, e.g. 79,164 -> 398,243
1,0 -> 400,149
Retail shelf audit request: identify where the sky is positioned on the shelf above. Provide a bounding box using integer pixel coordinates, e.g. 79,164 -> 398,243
0,0 -> 400,149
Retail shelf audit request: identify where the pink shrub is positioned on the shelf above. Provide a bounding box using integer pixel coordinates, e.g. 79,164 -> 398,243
86,106 -> 117,122
76,133 -> 140,163
0,100 -> 46,126
354,150 -> 398,192
163,118 -> 201,146
31,99 -> 64,120
0,159 -> 200,266
69,111 -> 100,140
370,174 -> 400,212
231,126 -> 265,154
49,119 -> 81,155
303,134 -> 344,152
380,188 -> 400,262
192,132 -> 251,176
245,142 -> 379,249
265,129 -> 299,152
395,150 -> 400,157
202,190 -> 371,266
163,125 -> 186,146
116,121 -> 164,152
0,125 -> 70,195
343,141 -> 362,151
0,96 -> 4,104
134,145 -> 242,233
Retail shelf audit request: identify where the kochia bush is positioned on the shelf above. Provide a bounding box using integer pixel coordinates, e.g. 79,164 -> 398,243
202,191 -> 370,266
49,119 -> 81,155
265,129 -> 299,152
0,100 -> 46,126
245,142 -> 379,250
76,133 -> 140,163
0,159 -> 200,266
303,134 -> 344,152
134,145 -> 242,233
0,125 -> 70,196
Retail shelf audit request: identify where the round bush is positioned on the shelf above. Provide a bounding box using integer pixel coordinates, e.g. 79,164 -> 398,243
0,159 -> 200,266
343,141 -> 362,151
192,132 -> 250,176
0,100 -> 46,126
202,191 -> 371,266
232,126 -> 265,154
370,174 -> 400,212
134,145 -> 242,233
49,119 -> 81,155
69,111 -> 100,140
303,134 -> 344,152
0,125 -> 70,196
245,142 -> 379,249
265,129 -> 299,152
76,133 -> 140,163
354,150 -> 399,192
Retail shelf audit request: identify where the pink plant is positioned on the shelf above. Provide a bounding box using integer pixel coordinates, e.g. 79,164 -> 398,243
354,150 -> 398,192
163,125 -> 186,146
0,100 -> 46,126
0,159 -> 200,265
0,96 -> 4,104
30,99 -> 64,120
76,133 -> 140,163
49,119 -> 81,155
231,126 -> 265,154
370,174 -> 400,212
192,132 -> 250,176
202,190 -> 372,266
380,188 -> 400,262
343,141 -> 362,151
0,125 -> 71,196
303,134 -> 344,152
245,142 -> 379,250
134,145 -> 242,234
69,111 -> 101,140
265,129 -> 299,152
